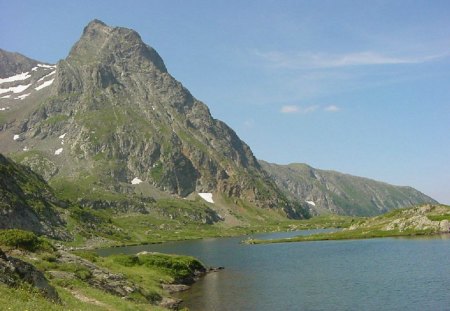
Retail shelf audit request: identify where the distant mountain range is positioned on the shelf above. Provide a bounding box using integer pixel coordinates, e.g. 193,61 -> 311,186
260,161 -> 436,216
0,20 -> 436,222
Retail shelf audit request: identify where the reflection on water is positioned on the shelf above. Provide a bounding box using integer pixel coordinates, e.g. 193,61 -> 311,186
97,231 -> 450,311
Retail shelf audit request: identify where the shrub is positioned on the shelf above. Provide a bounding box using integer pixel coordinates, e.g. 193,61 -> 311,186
0,229 -> 55,252
111,254 -> 139,267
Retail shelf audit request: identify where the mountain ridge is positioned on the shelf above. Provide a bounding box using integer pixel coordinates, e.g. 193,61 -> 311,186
260,160 -> 437,216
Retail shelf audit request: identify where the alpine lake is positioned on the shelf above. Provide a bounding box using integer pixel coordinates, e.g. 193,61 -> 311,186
97,230 -> 450,311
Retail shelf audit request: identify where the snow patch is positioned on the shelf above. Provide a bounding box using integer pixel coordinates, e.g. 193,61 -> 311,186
0,72 -> 31,84
13,134 -> 20,141
306,200 -> 316,206
0,83 -> 31,95
37,71 -> 56,83
35,79 -> 54,91
59,133 -> 67,139
131,177 -> 143,185
38,64 -> 56,69
199,193 -> 214,203
17,93 -> 31,100
23,146 -> 29,151
1,95 -> 11,99
54,148 -> 63,155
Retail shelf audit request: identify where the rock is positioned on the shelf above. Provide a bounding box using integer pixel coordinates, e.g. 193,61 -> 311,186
159,297 -> 182,310
0,248 -> 61,302
162,283 -> 190,293
208,266 -> 225,272
57,250 -> 159,302
439,220 -> 450,233
0,154 -> 70,241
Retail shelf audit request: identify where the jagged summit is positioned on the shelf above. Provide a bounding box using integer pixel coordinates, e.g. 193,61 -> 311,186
67,19 -> 167,73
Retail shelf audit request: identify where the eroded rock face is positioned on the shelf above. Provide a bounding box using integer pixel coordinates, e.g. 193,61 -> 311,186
0,248 -> 60,302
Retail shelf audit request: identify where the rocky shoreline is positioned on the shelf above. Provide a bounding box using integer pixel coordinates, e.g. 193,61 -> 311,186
0,243 -> 221,310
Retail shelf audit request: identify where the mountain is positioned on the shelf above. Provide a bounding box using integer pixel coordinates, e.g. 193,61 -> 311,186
0,154 -> 69,239
260,161 -> 437,216
0,20 -> 307,219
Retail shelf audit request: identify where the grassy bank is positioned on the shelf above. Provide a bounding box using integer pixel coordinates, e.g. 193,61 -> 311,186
246,205 -> 450,245
0,229 -> 206,310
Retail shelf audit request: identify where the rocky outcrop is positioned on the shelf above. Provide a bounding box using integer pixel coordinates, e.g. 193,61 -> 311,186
348,204 -> 450,233
56,250 -> 159,302
0,248 -> 60,302
0,154 -> 70,240
0,49 -> 38,78
260,161 -> 437,216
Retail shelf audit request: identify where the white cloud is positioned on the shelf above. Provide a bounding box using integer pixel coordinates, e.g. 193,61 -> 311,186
281,105 -> 319,114
281,105 -> 299,113
255,50 -> 446,69
324,105 -> 340,112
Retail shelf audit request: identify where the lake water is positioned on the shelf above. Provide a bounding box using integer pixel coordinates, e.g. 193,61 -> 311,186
97,231 -> 450,311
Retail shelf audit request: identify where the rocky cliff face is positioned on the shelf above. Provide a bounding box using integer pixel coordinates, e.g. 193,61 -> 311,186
260,161 -> 437,216
0,248 -> 60,302
0,20 -> 306,218
0,154 -> 69,240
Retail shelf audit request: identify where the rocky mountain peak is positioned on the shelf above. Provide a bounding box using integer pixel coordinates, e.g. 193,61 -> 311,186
0,20 -> 308,218
67,19 -> 167,73
0,49 -> 39,78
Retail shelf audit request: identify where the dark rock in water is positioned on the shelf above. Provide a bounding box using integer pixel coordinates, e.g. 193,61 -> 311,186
208,266 -> 225,272
0,248 -> 60,302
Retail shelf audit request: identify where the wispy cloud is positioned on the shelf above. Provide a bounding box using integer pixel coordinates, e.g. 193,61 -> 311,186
281,105 -> 299,113
324,105 -> 340,112
255,50 -> 446,69
280,105 -> 319,114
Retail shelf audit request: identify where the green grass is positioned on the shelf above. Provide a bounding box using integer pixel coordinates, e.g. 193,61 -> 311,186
0,281 -> 166,311
0,229 -> 54,252
246,205 -> 450,244
42,114 -> 69,125
246,228 -> 435,244
427,214 -> 450,221
109,253 -> 204,283
50,175 -> 125,202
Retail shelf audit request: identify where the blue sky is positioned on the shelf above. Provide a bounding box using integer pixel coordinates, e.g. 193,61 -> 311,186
1,0 -> 449,203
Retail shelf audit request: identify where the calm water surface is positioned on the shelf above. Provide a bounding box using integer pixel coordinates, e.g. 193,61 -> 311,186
98,231 -> 450,311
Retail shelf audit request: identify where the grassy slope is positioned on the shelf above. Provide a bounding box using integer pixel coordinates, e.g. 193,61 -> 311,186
0,231 -> 202,311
